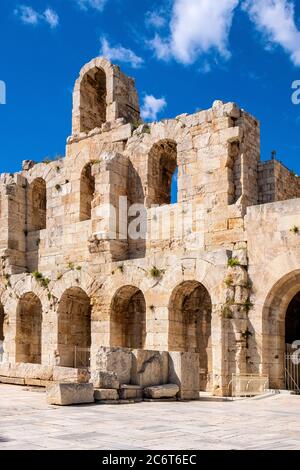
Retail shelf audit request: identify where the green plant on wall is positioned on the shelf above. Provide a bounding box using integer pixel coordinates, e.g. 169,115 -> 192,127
228,257 -> 240,267
149,266 -> 164,279
290,225 -> 299,234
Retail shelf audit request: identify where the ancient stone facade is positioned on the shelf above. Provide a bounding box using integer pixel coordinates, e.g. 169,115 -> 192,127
1,57 -> 300,395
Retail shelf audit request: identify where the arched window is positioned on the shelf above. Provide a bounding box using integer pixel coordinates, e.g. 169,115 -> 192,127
80,163 -> 95,221
16,293 -> 42,364
147,140 -> 178,207
28,178 -> 47,231
228,141 -> 242,204
80,67 -> 107,132
110,286 -> 146,349
171,167 -> 178,204
57,287 -> 91,367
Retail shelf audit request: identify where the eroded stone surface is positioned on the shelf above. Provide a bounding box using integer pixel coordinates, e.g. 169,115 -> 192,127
94,388 -> 119,401
144,384 -> 179,399
95,347 -> 132,385
90,370 -> 119,389
46,383 -> 94,406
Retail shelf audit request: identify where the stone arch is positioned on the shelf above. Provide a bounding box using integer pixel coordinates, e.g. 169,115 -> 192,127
169,280 -> 212,391
79,66 -> 107,133
28,177 -> 47,231
72,57 -> 140,135
57,287 -> 91,367
15,292 -> 43,364
262,269 -> 300,389
79,163 -> 96,221
110,285 -> 146,349
147,139 -> 178,207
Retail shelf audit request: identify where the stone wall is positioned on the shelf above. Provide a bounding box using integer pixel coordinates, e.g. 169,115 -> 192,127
1,57 -> 300,396
258,159 -> 300,204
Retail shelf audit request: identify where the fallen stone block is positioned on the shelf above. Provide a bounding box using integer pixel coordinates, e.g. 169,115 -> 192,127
119,385 -> 143,400
168,352 -> 200,400
95,347 -> 132,385
0,375 -> 25,385
90,370 -> 119,389
144,384 -> 179,399
53,366 -> 90,384
24,378 -> 52,387
46,383 -> 94,406
131,349 -> 169,388
0,362 -> 53,381
94,388 -> 119,401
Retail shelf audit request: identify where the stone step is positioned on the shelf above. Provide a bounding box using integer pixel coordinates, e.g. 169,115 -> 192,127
94,388 -> 119,401
119,385 -> 143,400
144,384 -> 179,399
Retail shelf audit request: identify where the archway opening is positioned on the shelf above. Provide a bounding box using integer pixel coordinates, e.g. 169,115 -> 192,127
80,67 -> 107,132
285,292 -> 300,349
57,287 -> 91,367
80,163 -> 96,221
148,140 -> 178,206
262,270 -> 300,390
171,167 -> 178,204
28,178 -> 47,231
169,281 -> 212,391
16,293 -> 42,364
110,286 -> 146,349
0,304 -> 4,361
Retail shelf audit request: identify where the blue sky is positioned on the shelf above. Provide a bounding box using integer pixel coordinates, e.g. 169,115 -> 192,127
0,0 -> 300,175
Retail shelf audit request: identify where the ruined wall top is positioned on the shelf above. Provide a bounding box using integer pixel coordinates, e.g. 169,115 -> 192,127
71,57 -> 140,136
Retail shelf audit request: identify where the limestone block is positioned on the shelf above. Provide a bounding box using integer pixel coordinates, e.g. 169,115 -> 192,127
0,363 -> 53,381
227,266 -> 248,286
232,248 -> 248,266
212,100 -> 225,118
119,385 -> 143,400
144,384 -> 179,399
0,376 -> 25,385
46,383 -> 94,406
94,388 -> 119,401
110,124 -> 132,142
24,378 -> 52,387
22,160 -> 36,171
53,366 -> 90,384
131,349 -> 169,388
95,347 -> 132,385
223,102 -> 241,118
90,370 -> 119,389
235,286 -> 249,304
168,352 -> 200,400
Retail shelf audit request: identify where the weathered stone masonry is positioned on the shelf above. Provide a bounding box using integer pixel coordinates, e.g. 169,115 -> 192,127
1,57 -> 300,395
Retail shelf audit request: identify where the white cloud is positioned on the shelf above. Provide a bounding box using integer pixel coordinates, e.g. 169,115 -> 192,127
146,10 -> 166,29
148,0 -> 239,64
43,8 -> 59,29
100,37 -> 144,68
141,95 -> 167,121
14,5 -> 39,25
148,34 -> 171,61
15,5 -> 59,29
243,0 -> 300,66
77,0 -> 107,11
198,61 -> 212,74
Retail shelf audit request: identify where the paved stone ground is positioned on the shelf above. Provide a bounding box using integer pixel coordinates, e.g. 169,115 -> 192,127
1,384 -> 300,450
